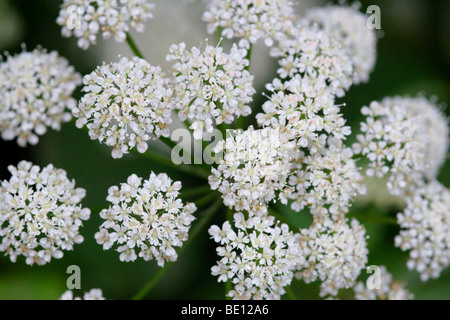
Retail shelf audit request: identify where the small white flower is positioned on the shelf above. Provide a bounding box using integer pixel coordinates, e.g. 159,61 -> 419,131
57,0 -> 155,50
0,161 -> 90,266
0,48 -> 81,147
95,172 -> 197,267
74,56 -> 174,159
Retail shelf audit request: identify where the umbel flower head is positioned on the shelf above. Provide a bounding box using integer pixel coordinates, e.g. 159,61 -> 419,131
57,0 -> 155,50
209,126 -> 294,212
395,180 -> 450,282
60,288 -> 105,300
353,96 -> 449,196
295,217 -> 368,298
166,42 -> 255,140
0,47 -> 81,147
285,136 -> 366,221
0,161 -> 90,266
74,56 -> 174,159
202,0 -> 296,49
209,209 -> 300,300
303,4 -> 378,86
256,75 -> 350,147
95,172 -> 197,267
270,21 -> 354,98
353,265 -> 414,300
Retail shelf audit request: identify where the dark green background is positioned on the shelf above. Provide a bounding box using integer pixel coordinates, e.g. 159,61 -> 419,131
0,0 -> 449,300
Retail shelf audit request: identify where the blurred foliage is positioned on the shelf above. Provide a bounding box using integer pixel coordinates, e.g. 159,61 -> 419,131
0,0 -> 449,300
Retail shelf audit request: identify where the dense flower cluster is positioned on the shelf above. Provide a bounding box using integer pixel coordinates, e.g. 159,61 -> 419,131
0,161 -> 90,266
209,127 -> 293,212
270,22 -> 353,98
256,75 -> 350,146
285,136 -> 366,221
303,5 -> 377,85
202,0 -> 296,48
295,218 -> 368,297
395,181 -> 450,281
353,266 -> 414,300
60,289 -> 105,300
73,56 -> 173,159
353,96 -> 449,196
95,172 -> 197,266
209,210 -> 300,299
166,42 -> 255,139
0,48 -> 81,147
57,0 -> 155,49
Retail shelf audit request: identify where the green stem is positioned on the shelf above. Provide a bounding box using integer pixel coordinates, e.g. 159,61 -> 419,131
216,27 -> 223,47
245,44 -> 253,72
194,191 -> 220,207
131,198 -> 223,300
285,286 -> 298,300
126,32 -> 145,59
129,148 -> 209,180
180,185 -> 212,199
348,212 -> 398,226
268,207 -> 298,231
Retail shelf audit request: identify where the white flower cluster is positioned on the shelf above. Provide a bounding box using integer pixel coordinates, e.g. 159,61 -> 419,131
209,127 -> 293,212
73,56 -> 173,159
95,172 -> 196,266
270,22 -> 353,98
353,96 -> 449,196
166,42 -> 255,139
353,266 -> 414,300
256,75 -> 350,146
209,210 -> 300,300
303,5 -> 377,85
57,0 -> 155,50
0,48 -> 81,147
0,161 -> 90,266
285,136 -> 366,221
60,288 -> 105,300
202,0 -> 296,48
270,5 -> 377,97
295,218 -> 368,297
395,181 -> 450,281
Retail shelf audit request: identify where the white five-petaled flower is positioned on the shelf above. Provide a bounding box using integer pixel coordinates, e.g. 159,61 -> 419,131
0,161 -> 90,266
166,42 -> 255,140
57,0 -> 155,50
209,126 -> 294,212
95,172 -> 196,267
295,217 -> 368,298
0,48 -> 81,147
353,96 -> 449,196
209,209 -> 301,300
73,56 -> 174,159
202,0 -> 296,49
353,265 -> 414,300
